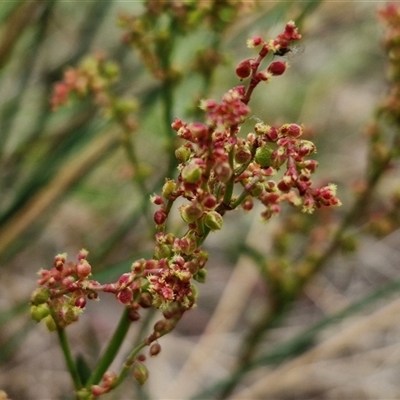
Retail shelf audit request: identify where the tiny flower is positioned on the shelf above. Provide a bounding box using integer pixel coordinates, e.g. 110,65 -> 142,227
204,211 -> 223,231
76,260 -> 91,278
193,269 -> 207,283
132,364 -> 149,385
255,145 -> 273,167
138,292 -> 153,308
74,296 -> 87,308
235,146 -> 252,164
154,209 -> 167,225
181,160 -> 202,183
128,309 -> 141,321
236,59 -> 252,79
31,288 -> 50,305
199,98 -> 218,111
150,194 -> 164,205
201,193 -> 217,210
117,289 -> 133,305
189,122 -> 209,140
246,36 -> 262,48
171,117 -> 184,131
179,202 -> 203,224
280,123 -> 302,138
213,162 -> 232,183
150,342 -> 161,356
175,145 -> 191,163
45,315 -> 57,331
267,61 -> 287,76
31,304 -> 50,322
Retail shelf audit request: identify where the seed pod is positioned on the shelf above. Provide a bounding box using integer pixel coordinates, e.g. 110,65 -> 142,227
255,145 -> 273,167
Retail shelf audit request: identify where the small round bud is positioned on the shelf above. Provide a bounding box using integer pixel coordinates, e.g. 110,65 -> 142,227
151,195 -> 164,205
162,179 -> 177,199
45,315 -> 57,331
132,364 -> 149,385
74,296 -> 87,308
189,122 -> 208,140
128,308 -> 141,321
154,209 -> 167,226
175,145 -> 191,163
255,145 -> 273,167
31,288 -> 50,305
235,148 -> 252,164
31,304 -> 50,322
280,123 -> 302,138
213,162 -> 232,183
236,59 -> 252,79
181,161 -> 202,183
246,36 -> 262,48
179,203 -> 203,224
150,343 -> 161,356
138,292 -> 153,308
117,289 -> 133,305
267,61 -> 287,76
76,260 -> 91,278
250,182 -> 264,197
202,193 -> 217,210
204,211 -> 223,231
194,269 -> 207,283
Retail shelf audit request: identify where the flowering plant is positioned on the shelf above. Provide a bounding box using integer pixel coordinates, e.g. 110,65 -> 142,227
30,19 -> 341,399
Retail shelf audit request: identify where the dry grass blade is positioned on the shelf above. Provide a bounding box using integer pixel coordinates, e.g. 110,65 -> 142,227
0,132 -> 118,256
233,298 -> 400,399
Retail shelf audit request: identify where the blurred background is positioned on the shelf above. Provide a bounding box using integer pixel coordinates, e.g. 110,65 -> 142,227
1,1 -> 400,399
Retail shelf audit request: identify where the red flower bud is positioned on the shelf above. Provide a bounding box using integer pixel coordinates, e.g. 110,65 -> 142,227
76,260 -> 91,278
154,209 -> 167,225
150,342 -> 161,356
267,61 -> 287,76
235,59 -> 252,79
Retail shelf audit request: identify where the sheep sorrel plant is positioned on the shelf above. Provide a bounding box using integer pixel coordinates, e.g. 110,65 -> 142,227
30,20 -> 340,399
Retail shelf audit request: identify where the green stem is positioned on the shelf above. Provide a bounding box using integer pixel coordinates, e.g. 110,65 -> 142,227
85,307 -> 131,387
111,340 -> 148,389
56,326 -> 82,390
222,148 -> 235,206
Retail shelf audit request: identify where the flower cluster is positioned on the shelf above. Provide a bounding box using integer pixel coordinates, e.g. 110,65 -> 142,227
50,53 -> 137,130
31,246 -> 203,331
32,20 -> 342,395
35,20 -> 341,331
30,249 -> 95,330
118,1 -> 257,81
237,20 -> 303,104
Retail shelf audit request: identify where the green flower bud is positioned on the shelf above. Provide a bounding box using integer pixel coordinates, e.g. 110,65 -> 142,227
162,179 -> 176,199
31,304 -> 50,322
133,364 -> 149,385
255,145 -> 273,167
154,243 -> 172,259
250,182 -> 264,197
45,315 -> 57,331
204,211 -> 223,231
180,203 -> 203,224
31,288 -> 50,305
175,146 -> 191,163
181,161 -> 202,183
194,269 -> 207,283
